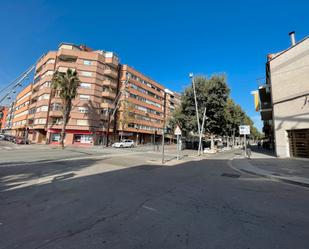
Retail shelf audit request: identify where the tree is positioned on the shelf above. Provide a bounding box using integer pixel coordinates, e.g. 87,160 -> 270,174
171,74 -> 262,149
225,98 -> 262,140
119,99 -> 135,141
51,69 -> 80,149
172,75 -> 230,150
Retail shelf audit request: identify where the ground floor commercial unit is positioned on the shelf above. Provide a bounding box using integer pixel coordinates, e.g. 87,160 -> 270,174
25,128 -> 170,146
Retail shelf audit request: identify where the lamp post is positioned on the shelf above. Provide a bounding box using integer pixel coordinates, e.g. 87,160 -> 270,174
189,73 -> 201,156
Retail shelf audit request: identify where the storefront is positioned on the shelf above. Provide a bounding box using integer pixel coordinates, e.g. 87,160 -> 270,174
47,129 -> 100,146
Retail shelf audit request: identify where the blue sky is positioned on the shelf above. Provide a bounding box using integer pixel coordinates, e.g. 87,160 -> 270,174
1,0 -> 309,130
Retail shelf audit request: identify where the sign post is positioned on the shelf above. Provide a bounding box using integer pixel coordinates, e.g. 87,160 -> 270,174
174,125 -> 182,160
239,125 -> 250,157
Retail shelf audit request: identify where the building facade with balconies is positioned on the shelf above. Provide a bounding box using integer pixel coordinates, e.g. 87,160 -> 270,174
27,43 -> 120,145
116,65 -> 165,144
9,43 -> 181,146
0,106 -> 8,132
11,84 -> 32,138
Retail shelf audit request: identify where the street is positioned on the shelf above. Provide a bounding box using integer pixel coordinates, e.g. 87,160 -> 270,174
0,145 -> 308,249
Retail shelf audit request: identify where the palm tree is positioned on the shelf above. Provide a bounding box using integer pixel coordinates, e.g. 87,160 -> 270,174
51,69 -> 80,149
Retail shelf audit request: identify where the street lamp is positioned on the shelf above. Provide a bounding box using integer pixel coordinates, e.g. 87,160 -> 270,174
189,73 -> 201,155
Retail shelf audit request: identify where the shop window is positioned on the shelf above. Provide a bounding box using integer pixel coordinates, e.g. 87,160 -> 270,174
74,134 -> 93,144
51,133 -> 61,142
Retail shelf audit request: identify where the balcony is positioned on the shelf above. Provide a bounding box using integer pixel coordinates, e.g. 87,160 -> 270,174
102,79 -> 117,89
104,53 -> 119,66
101,102 -> 114,109
57,49 -> 78,62
49,110 -> 62,117
103,69 -> 118,79
102,91 -> 116,99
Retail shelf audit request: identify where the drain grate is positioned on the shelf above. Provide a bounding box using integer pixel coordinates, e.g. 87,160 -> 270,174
221,173 -> 240,178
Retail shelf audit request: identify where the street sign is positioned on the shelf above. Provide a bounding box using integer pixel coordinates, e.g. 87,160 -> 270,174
239,125 -> 250,135
174,125 -> 182,135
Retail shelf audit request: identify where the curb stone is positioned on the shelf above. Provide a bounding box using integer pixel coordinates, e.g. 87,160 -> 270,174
230,157 -> 309,188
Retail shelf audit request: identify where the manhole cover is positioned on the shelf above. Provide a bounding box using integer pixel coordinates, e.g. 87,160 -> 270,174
221,173 -> 240,178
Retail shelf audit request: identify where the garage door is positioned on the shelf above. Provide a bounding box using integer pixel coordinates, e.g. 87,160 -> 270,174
288,129 -> 309,158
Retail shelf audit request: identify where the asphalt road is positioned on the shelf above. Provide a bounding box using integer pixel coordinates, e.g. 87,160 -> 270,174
0,150 -> 308,249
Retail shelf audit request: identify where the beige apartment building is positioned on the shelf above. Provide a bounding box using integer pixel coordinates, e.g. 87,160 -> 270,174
258,32 -> 309,158
7,43 -> 180,146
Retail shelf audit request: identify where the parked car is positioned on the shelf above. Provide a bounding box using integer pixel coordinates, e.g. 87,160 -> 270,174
0,134 -> 5,140
14,137 -> 29,144
4,135 -> 15,142
112,140 -> 135,148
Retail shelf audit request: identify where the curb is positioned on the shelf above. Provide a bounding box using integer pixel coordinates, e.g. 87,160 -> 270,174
230,158 -> 309,189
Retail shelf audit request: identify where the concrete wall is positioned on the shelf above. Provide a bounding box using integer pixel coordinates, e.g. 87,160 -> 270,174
270,38 -> 309,157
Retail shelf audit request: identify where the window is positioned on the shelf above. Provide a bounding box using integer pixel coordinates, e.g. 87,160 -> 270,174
83,60 -> 92,65
41,70 -> 54,78
51,133 -> 61,142
38,94 -> 50,100
34,118 -> 46,125
80,71 -> 92,77
50,103 -> 62,111
46,59 -> 55,64
39,81 -> 51,89
80,83 -> 91,89
74,134 -> 93,144
76,119 -> 88,126
29,108 -> 36,114
78,107 -> 89,113
36,106 -> 48,112
80,95 -> 90,100
51,118 -> 63,125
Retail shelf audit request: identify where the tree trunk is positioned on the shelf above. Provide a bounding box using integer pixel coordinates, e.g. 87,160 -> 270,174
210,133 -> 215,151
60,101 -> 71,149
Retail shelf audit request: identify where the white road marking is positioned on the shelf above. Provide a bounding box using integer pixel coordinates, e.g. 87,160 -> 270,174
143,205 -> 157,212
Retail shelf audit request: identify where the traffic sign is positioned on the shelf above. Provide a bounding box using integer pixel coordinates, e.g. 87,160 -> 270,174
174,125 -> 182,135
239,125 -> 250,135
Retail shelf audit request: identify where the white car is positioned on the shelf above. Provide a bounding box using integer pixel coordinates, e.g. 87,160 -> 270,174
112,140 -> 135,148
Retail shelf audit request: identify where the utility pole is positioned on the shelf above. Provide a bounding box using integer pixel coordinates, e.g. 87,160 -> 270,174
189,73 -> 201,156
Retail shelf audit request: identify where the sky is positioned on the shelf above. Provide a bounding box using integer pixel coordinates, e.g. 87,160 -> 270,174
1,0 -> 309,130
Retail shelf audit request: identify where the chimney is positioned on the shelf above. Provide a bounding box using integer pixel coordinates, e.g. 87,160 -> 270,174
289,31 -> 296,46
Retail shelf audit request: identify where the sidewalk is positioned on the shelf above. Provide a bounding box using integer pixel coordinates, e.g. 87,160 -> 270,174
231,148 -> 309,188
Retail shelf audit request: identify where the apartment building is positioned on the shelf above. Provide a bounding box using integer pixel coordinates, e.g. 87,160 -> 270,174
26,43 -> 119,145
0,106 -> 8,132
164,89 -> 181,139
2,102 -> 15,134
165,89 -> 181,119
257,32 -> 309,158
117,65 -> 165,144
11,84 -> 32,137
6,43 -> 180,146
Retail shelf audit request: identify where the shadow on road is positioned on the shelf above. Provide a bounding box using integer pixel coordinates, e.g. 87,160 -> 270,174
0,158 -> 308,249
0,158 -> 110,192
